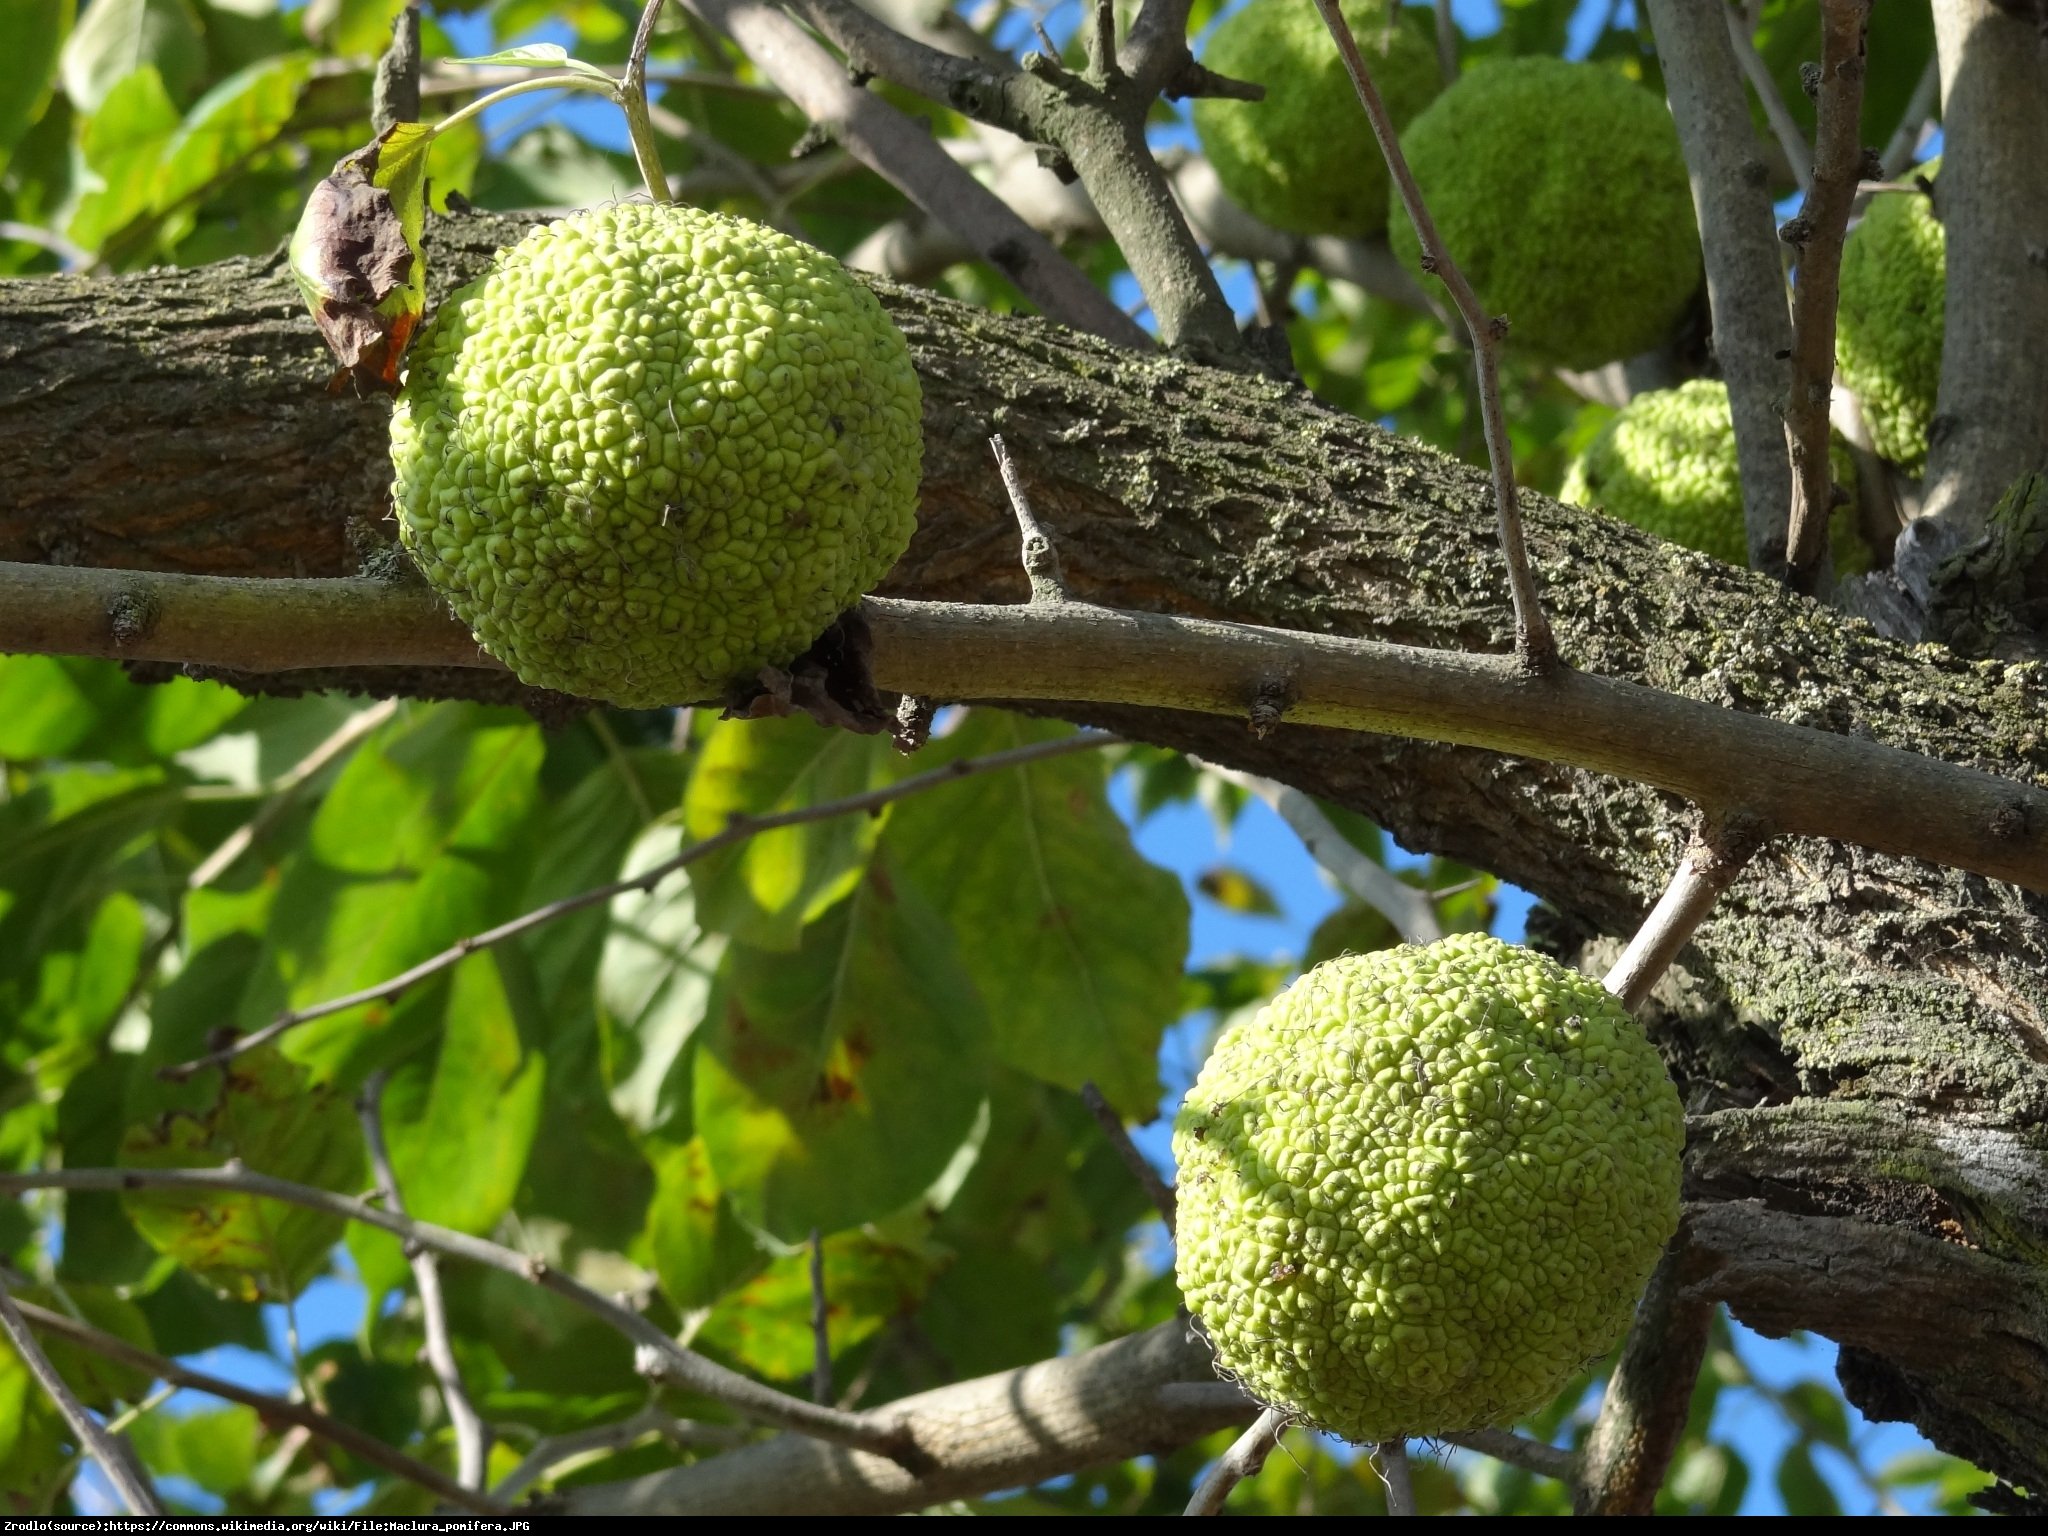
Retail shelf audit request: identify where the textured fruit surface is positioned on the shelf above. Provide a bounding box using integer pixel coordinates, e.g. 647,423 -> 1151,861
1561,380 -> 1871,572
1837,164 -> 1943,474
1172,933 -> 1683,1443
1192,0 -> 1439,239
391,201 -> 923,707
1391,57 -> 1700,369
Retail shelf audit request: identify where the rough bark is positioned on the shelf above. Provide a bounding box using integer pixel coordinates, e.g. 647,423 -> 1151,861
3,218 -> 2048,1495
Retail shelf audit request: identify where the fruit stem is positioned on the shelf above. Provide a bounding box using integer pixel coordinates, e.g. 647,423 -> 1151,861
621,0 -> 677,202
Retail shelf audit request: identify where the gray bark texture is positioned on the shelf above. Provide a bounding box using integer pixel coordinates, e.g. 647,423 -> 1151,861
3,214 -> 2047,1501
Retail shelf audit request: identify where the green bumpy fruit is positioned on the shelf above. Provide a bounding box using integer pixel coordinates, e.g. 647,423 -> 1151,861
1836,163 -> 1943,474
390,202 -> 923,707
1192,0 -> 1440,239
1561,380 -> 1871,572
1391,58 -> 1701,369
1172,933 -> 1684,1443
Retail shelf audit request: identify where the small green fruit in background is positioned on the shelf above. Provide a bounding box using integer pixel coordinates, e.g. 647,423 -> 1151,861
391,202 -> 924,707
1192,0 -> 1441,240
1836,163 -> 1943,475
1391,57 -> 1701,370
1172,933 -> 1684,1444
1561,379 -> 1872,572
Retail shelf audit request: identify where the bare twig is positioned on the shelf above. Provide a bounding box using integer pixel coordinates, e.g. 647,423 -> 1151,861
1312,0 -> 1555,672
990,433 -> 1069,603
1183,1404 -> 1288,1515
1432,0 -> 1458,82
0,1166 -> 927,1469
1878,53 -> 1940,180
1079,1081 -> 1176,1229
162,729 -> 1116,1080
1378,1439 -> 1416,1515
1202,767 -> 1442,944
1603,821 -> 1764,1010
358,1072 -> 489,1490
188,699 -> 398,890
370,0 -> 421,132
1783,1 -> 1873,590
1575,1240 -> 1712,1515
1724,1 -> 1812,194
1442,1427 -> 1578,1484
5,1293 -> 509,1515
1088,0 -> 1121,84
809,1230 -> 832,1406
620,0 -> 676,201
681,0 -> 1147,347
1643,0 -> 1797,572
491,1407 -> 750,1500
0,220 -> 92,270
0,1277 -> 162,1515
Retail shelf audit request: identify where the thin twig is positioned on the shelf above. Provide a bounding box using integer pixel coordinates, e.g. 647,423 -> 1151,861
1603,820 -> 1764,1011
1878,53 -> 1940,180
1089,0 -> 1121,83
0,1166 -> 928,1469
0,221 -> 92,270
0,1276 -> 163,1516
370,0 -> 421,132
1379,1440 -> 1415,1514
1442,1427 -> 1579,1484
809,1230 -> 832,1407
358,1071 -> 490,1491
1079,1082 -> 1176,1229
162,730 -> 1117,1080
1724,1 -> 1812,194
1432,0 -> 1458,82
1575,1239 -> 1712,1515
621,0 -> 676,201
5,1294 -> 509,1515
989,433 -> 1069,603
188,699 -> 398,890
1183,1404 -> 1288,1515
1783,0 -> 1873,590
1311,0 -> 1556,672
491,1407 -> 749,1501
1202,766 -> 1442,944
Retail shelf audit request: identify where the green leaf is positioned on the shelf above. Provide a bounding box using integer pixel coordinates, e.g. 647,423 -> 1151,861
596,826 -> 727,1137
883,713 -> 1188,1115
1195,865 -> 1280,915
66,64 -> 181,254
446,44 -> 617,84
642,1135 -> 763,1311
1782,1377 -> 1851,1450
245,707 -> 545,1080
1302,899 -> 1399,969
119,1046 -> 365,1301
695,862 -> 989,1239
55,1052 -> 156,1284
681,715 -> 893,950
129,1405 -> 261,1495
156,51 -> 312,215
694,1228 -> 932,1382
0,656 -> 243,763
59,0 -> 203,113
1775,1441 -> 1840,1517
0,0 -> 72,162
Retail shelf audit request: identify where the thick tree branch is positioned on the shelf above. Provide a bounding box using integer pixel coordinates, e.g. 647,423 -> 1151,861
5,222 -> 2048,1479
1782,1 -> 1871,590
0,1169 -> 924,1468
8,562 -> 2048,895
1924,0 -> 2048,532
1575,1240 -> 1713,1515
1645,0 -> 1797,573
562,1320 -> 1244,1515
676,0 -> 1145,347
5,1294 -> 509,1515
